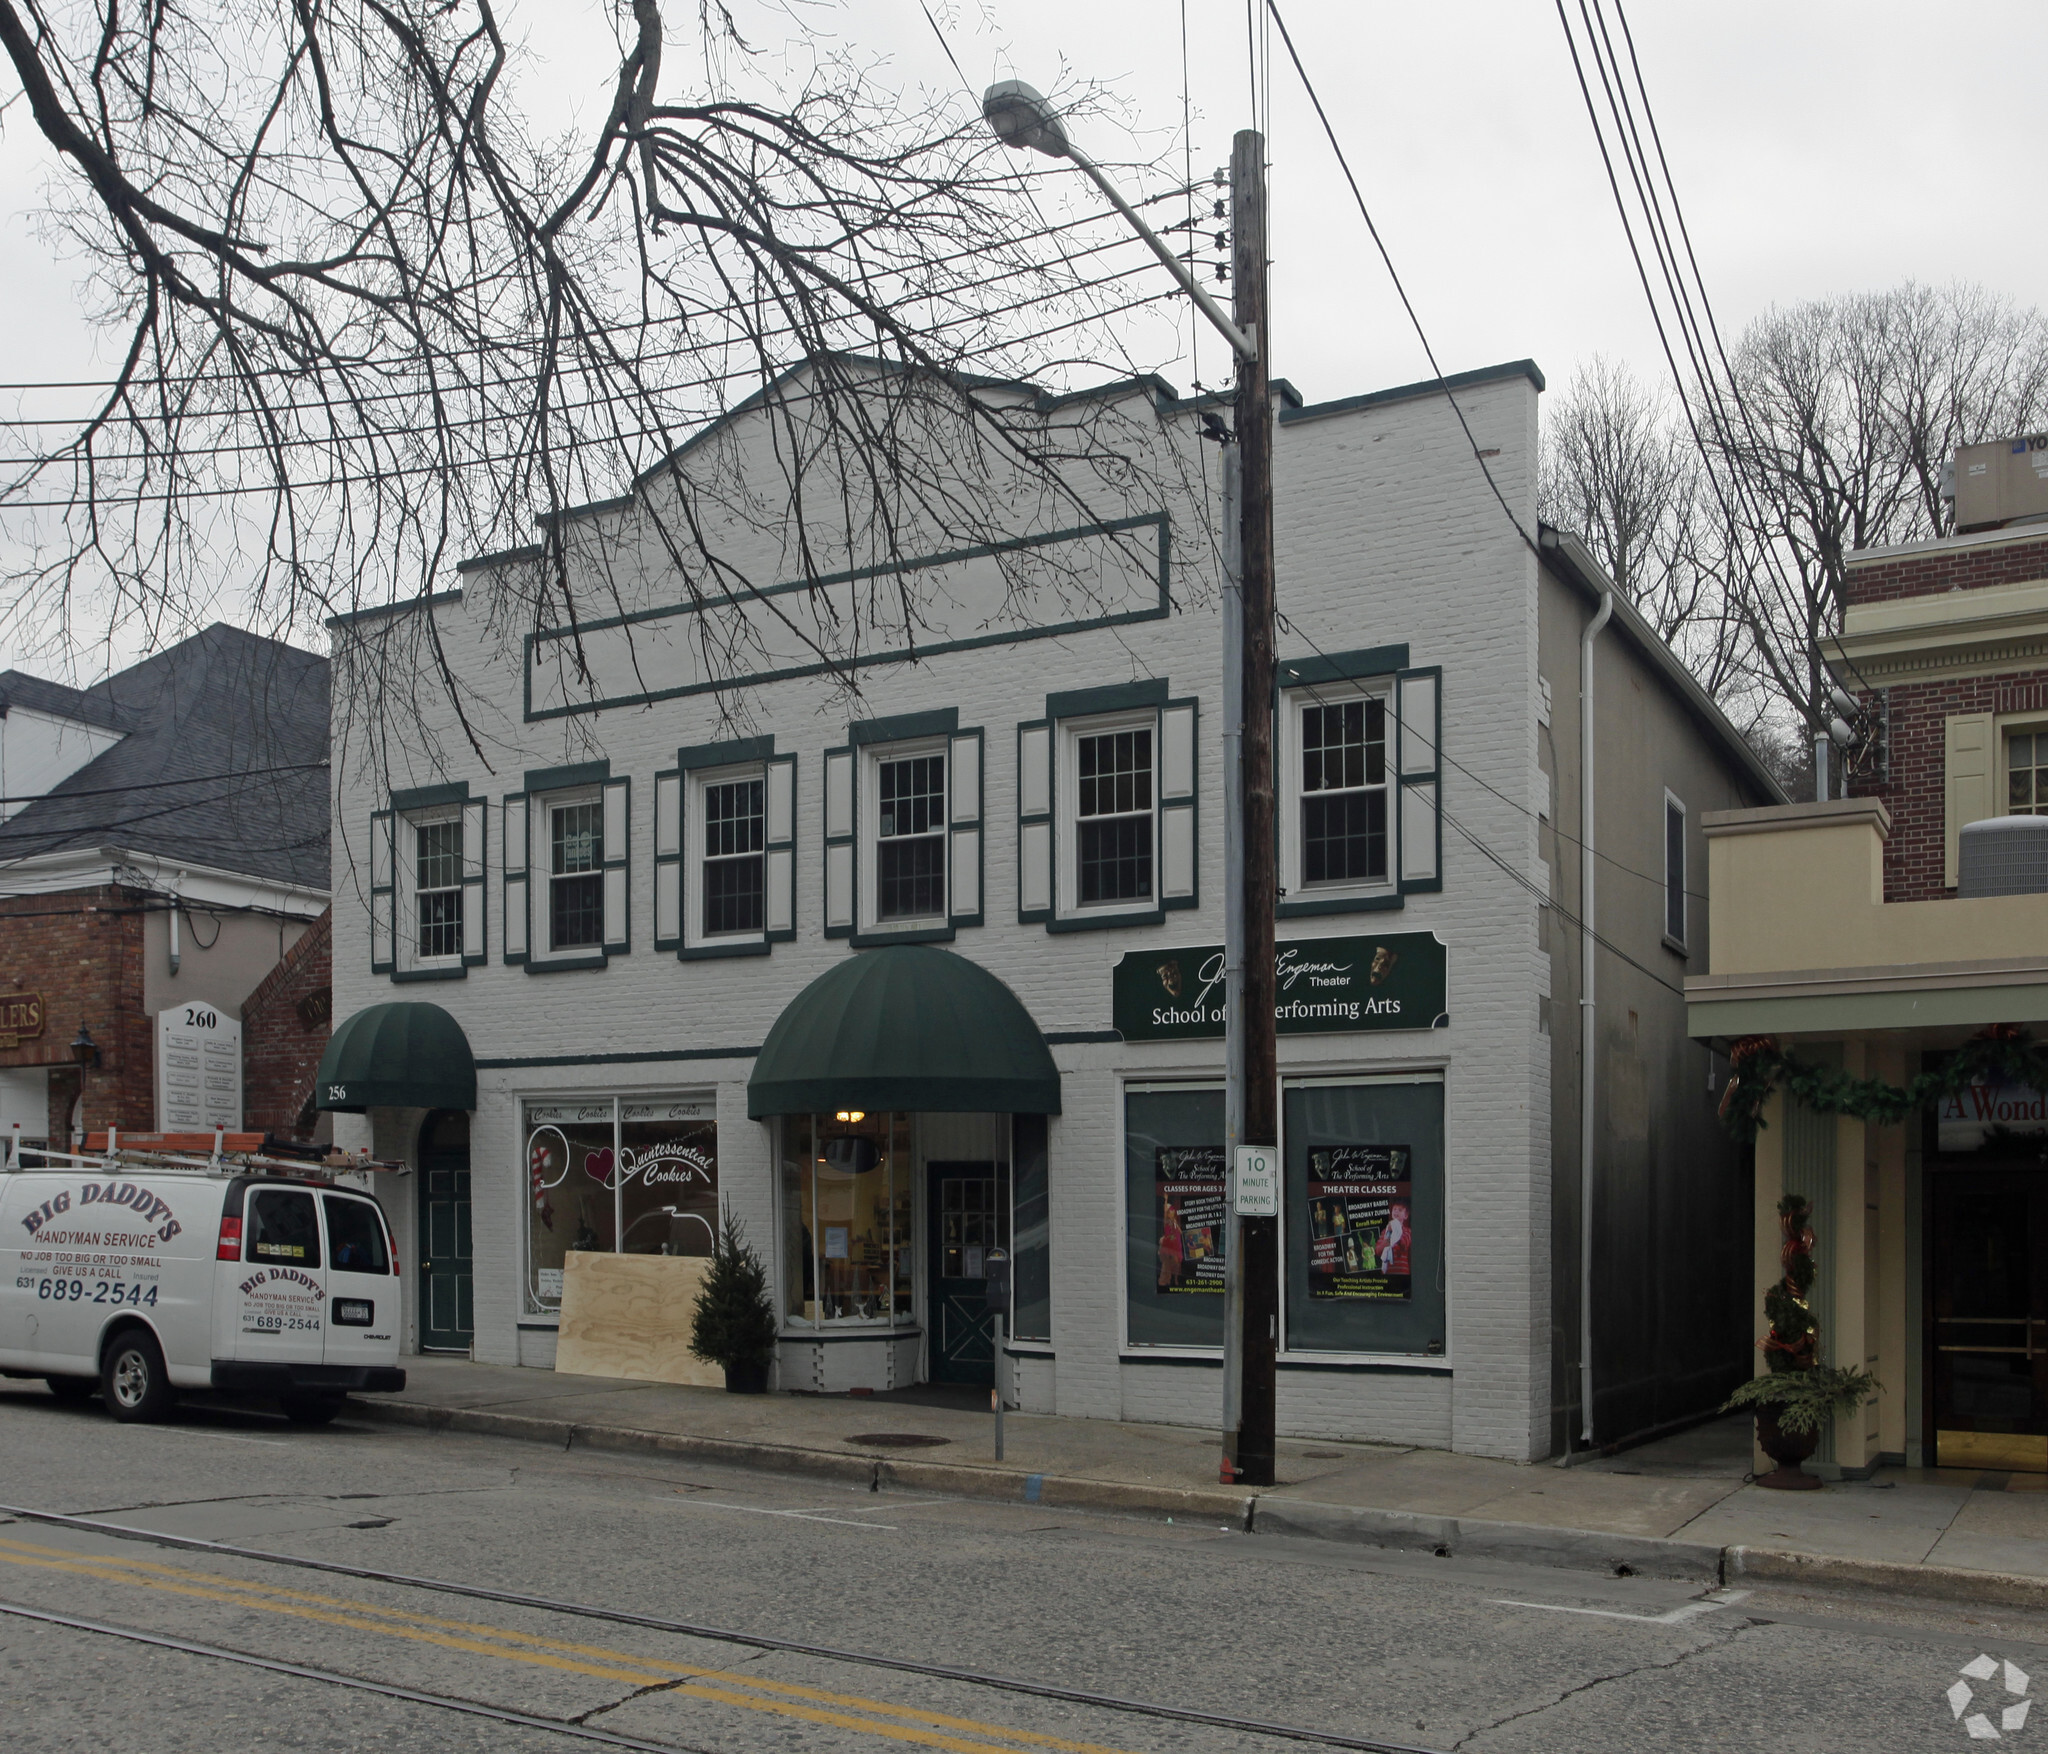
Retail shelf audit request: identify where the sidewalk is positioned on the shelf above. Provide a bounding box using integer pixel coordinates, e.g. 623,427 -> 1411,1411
355,1357 -> 2048,1607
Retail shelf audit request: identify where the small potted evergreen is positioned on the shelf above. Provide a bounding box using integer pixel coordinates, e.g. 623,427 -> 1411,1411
1721,1193 -> 1878,1488
690,1206 -> 779,1394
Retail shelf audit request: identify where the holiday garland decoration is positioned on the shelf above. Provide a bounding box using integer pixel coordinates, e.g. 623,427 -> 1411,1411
1721,1192 -> 1879,1435
1715,1023 -> 2048,1141
1761,1194 -> 1818,1373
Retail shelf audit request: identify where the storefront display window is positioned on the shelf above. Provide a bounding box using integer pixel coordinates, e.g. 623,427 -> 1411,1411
782,1111 -> 913,1324
1124,1083 -> 1226,1348
1283,1076 -> 1444,1355
524,1095 -> 717,1318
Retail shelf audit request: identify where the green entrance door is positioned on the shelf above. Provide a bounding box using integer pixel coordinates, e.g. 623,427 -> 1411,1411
927,1160 -> 1007,1386
418,1110 -> 473,1352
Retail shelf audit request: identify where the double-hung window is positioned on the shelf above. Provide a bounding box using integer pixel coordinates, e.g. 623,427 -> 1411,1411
876,750 -> 947,920
1664,791 -> 1687,949
549,798 -> 605,951
702,775 -> 765,936
2010,730 -> 2048,814
1075,724 -> 1154,905
415,819 -> 465,959
1300,696 -> 1389,887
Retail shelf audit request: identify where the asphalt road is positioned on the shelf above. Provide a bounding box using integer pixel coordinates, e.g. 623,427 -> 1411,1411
0,1381 -> 2039,1754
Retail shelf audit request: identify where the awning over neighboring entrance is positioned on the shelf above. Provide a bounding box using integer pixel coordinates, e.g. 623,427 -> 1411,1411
315,1001 -> 477,1113
747,945 -> 1061,1118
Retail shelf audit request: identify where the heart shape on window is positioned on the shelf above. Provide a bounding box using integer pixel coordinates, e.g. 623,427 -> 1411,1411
585,1146 -> 615,1183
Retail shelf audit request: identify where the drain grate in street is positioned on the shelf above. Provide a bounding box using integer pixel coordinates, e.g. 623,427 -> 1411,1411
844,1433 -> 952,1449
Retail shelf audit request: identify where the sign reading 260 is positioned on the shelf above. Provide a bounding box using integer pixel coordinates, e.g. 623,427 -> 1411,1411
183,1006 -> 220,1028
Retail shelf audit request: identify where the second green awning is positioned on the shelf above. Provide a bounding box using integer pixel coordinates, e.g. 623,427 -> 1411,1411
315,1000 -> 477,1113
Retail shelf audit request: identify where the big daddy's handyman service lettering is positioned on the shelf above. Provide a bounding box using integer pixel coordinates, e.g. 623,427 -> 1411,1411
238,1265 -> 324,1334
17,1181 -> 183,1244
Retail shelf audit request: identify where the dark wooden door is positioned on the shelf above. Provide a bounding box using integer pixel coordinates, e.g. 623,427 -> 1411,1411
926,1161 -> 1006,1386
1931,1165 -> 2047,1472
418,1110 -> 473,1352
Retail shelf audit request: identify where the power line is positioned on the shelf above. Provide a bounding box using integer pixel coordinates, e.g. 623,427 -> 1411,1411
1261,0 -> 1542,563
0,761 -> 327,807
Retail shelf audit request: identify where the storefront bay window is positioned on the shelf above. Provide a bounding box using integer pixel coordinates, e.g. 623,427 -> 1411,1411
1124,1083 -> 1226,1348
524,1095 -> 717,1318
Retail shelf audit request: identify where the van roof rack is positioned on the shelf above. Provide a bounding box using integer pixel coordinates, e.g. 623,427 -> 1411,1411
3,1124 -> 406,1181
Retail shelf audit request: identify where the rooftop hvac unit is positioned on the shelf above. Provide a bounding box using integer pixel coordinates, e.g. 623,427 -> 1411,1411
1958,814 -> 2048,897
1953,436 -> 2048,530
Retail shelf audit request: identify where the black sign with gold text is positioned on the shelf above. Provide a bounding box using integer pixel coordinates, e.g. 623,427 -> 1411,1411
0,992 -> 46,1049
1112,933 -> 1447,1042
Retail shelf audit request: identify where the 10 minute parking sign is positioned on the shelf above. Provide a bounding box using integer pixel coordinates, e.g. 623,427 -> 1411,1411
1233,1145 -> 1278,1217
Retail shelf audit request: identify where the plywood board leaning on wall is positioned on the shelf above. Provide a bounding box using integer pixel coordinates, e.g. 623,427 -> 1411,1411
555,1251 -> 722,1387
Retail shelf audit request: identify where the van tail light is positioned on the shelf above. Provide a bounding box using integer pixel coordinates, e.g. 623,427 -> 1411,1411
216,1215 -> 243,1262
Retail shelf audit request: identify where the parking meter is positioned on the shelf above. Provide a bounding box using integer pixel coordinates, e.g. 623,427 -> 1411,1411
984,1246 -> 1012,1314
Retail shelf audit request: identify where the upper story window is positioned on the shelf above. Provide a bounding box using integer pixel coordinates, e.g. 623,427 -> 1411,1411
549,797 -> 604,950
876,750 -> 946,921
2010,731 -> 2048,814
1300,696 -> 1389,887
701,774 -> 765,936
415,817 -> 464,960
1664,791 -> 1687,949
1074,723 -> 1154,906
1278,680 -> 1395,903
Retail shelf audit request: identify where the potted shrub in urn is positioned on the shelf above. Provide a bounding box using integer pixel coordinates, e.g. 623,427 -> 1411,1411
690,1207 -> 779,1394
1721,1193 -> 1878,1489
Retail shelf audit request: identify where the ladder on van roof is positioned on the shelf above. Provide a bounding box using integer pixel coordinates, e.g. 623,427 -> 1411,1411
3,1122 -> 406,1181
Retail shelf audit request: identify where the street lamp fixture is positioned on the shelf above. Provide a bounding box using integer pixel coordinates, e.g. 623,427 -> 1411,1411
834,1110 -> 864,1124
70,1024 -> 99,1068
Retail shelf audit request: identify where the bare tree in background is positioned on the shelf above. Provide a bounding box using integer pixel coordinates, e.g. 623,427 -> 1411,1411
1544,284 -> 2048,777
0,1 -> 1203,768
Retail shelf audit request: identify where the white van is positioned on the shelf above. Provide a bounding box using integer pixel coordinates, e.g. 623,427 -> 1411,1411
0,1158 -> 406,1425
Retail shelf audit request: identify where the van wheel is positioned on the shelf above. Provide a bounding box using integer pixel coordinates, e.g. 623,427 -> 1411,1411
44,1375 -> 96,1405
101,1331 -> 175,1423
279,1396 -> 343,1427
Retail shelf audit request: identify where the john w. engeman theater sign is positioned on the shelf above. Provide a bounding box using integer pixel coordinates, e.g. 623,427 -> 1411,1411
1112,932 -> 1448,1043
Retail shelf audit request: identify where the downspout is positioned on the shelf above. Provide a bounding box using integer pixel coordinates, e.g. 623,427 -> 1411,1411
167,873 -> 184,976
1578,587 -> 1613,1449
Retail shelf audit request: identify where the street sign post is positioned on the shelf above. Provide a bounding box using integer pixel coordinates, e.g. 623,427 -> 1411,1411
1233,1146 -> 1278,1218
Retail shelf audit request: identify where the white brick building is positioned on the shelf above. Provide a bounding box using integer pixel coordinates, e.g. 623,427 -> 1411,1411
323,357 -> 1777,1462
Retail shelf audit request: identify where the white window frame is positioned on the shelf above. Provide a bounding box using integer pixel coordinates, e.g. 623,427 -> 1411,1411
403,804 -> 466,968
1277,678 -> 1398,905
537,785 -> 606,959
859,737 -> 950,934
1663,788 -> 1688,952
686,761 -> 769,950
1057,709 -> 1161,921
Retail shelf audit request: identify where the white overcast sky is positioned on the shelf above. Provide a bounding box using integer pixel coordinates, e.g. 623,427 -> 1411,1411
2,0 -> 2044,676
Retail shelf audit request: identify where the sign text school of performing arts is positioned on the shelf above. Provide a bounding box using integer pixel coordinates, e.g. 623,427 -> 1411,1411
1112,931 -> 1448,1043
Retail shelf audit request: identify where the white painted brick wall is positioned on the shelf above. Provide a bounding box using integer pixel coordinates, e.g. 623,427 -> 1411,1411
330,366 -> 1560,1459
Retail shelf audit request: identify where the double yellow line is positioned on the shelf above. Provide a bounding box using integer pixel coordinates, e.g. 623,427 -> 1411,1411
0,1534 -> 1131,1754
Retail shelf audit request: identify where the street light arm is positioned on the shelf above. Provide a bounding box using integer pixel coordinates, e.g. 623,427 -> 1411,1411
1063,144 -> 1257,364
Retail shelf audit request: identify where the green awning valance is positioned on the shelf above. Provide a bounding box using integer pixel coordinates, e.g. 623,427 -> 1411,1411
748,945 -> 1060,1119
316,1001 -> 477,1114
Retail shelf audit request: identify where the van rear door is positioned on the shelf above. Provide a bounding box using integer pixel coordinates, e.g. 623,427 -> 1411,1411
321,1193 -> 397,1367
229,1186 -> 327,1362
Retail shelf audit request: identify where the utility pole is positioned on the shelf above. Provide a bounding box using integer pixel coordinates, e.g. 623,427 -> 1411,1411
1228,127 -> 1279,1490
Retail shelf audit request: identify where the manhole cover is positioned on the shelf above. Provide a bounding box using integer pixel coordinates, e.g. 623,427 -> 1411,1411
1300,1449 -> 1347,1460
844,1433 -> 953,1449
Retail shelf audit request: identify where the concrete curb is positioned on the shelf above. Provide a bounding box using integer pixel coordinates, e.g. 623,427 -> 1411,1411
349,1398 -> 2045,1607
1725,1545 -> 2048,1613
1250,1498 -> 1724,1582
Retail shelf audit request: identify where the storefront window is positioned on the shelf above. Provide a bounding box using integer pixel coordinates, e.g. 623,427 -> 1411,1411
783,1111 -> 912,1325
524,1095 -> 717,1318
1283,1076 -> 1444,1355
1124,1084 -> 1226,1348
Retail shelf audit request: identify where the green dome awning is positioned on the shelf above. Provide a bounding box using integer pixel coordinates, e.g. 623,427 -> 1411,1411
316,1001 -> 477,1114
748,945 -> 1060,1119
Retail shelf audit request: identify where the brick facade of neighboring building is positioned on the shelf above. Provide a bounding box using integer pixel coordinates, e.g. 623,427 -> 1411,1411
1842,530 -> 2048,901
240,908 -> 333,1140
0,885 -> 154,1143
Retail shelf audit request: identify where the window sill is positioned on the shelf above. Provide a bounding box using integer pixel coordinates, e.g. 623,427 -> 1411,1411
849,922 -> 955,948
678,939 -> 771,961
391,965 -> 468,983
1662,933 -> 1690,959
778,1325 -> 923,1343
1277,891 -> 1404,920
1048,907 -> 1165,934
524,952 -> 609,974
1119,1347 -> 1221,1365
1277,1353 -> 1452,1374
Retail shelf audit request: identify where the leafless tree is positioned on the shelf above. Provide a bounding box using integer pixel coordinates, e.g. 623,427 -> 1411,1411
1545,285 -> 2048,765
0,1 -> 1207,775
